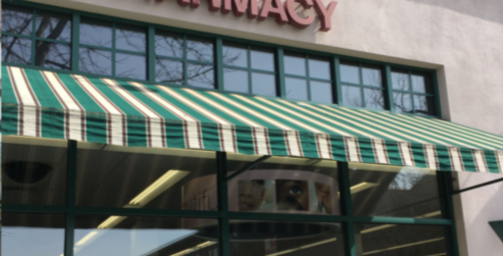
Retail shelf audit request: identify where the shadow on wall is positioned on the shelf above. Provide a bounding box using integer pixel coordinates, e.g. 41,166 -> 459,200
405,0 -> 503,24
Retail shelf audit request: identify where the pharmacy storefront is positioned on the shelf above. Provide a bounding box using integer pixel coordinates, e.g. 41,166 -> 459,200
2,1 -> 503,256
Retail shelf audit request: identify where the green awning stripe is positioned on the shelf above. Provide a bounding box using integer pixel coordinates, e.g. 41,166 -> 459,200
2,66 -> 503,173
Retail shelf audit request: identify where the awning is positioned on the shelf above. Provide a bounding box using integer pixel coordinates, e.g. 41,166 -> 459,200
3,66 -> 503,173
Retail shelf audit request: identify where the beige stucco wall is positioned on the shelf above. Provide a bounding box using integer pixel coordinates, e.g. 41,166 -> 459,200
453,172 -> 503,256
26,0 -> 503,136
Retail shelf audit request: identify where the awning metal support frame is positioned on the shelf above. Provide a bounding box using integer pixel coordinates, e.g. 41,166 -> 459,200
452,177 -> 503,194
225,155 -> 271,181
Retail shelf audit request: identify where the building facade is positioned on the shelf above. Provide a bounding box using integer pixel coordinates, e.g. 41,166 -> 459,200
1,0 -> 503,255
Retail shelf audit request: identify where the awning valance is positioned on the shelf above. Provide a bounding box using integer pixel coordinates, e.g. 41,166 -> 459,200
3,66 -> 503,173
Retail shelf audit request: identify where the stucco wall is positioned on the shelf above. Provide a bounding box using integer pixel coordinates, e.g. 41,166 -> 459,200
453,172 -> 503,256
23,0 -> 503,136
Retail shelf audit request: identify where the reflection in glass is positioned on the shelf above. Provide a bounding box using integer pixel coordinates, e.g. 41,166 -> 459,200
363,88 -> 385,110
2,36 -> 32,64
340,63 -> 360,84
2,213 -> 66,256
155,30 -> 184,58
227,154 -> 340,215
187,36 -> 214,62
341,85 -> 362,107
308,58 -> 331,80
230,220 -> 345,256
80,18 -> 113,48
224,68 -> 249,93
35,41 -> 71,70
187,63 -> 215,88
414,95 -> 434,115
362,66 -> 382,87
350,163 -> 442,218
76,143 -> 217,210
79,47 -> 112,76
355,224 -> 447,256
116,53 -> 146,80
393,92 -> 413,113
2,6 -> 33,35
156,58 -> 184,84
284,54 -> 306,76
35,11 -> 72,41
392,71 -> 410,91
251,72 -> 276,96
223,44 -> 248,68
285,77 -> 308,101
74,215 -> 219,256
411,74 -> 428,93
2,137 -> 68,205
251,48 -> 274,71
116,24 -> 146,53
310,81 -> 333,104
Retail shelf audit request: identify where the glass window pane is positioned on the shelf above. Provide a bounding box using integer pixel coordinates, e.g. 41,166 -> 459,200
116,24 -> 146,53
251,48 -> 275,71
341,85 -> 363,107
35,41 -> 71,70
284,54 -> 306,76
74,215 -> 219,256
393,92 -> 413,113
187,36 -> 214,62
2,36 -> 32,64
35,11 -> 72,41
2,137 -> 68,205
155,30 -> 184,58
227,154 -> 340,215
224,68 -> 249,93
155,58 -> 184,84
230,220 -> 346,256
79,47 -> 112,76
340,63 -> 360,84
285,77 -> 308,101
223,43 -> 248,68
355,224 -> 447,256
3,213 -> 66,256
363,88 -> 385,110
251,72 -> 276,97
349,163 -> 442,218
411,74 -> 428,93
310,81 -> 333,104
76,143 -> 217,210
2,6 -> 33,35
187,63 -> 215,88
414,95 -> 435,115
391,71 -> 410,91
362,66 -> 382,87
80,18 -> 113,48
116,53 -> 146,80
308,57 -> 331,80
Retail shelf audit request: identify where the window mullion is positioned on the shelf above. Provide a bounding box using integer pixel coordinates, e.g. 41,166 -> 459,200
334,57 -> 342,105
247,45 -> 252,94
147,25 -> 156,83
277,48 -> 286,98
217,152 -> 231,256
384,65 -> 395,113
183,34 -> 188,86
31,8 -> 37,66
305,55 -> 311,101
338,162 -> 357,256
71,13 -> 80,73
408,71 -> 415,114
216,37 -> 224,91
112,22 -> 116,77
64,140 -> 78,256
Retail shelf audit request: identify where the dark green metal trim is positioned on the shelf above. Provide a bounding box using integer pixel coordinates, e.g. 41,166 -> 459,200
71,14 -> 80,73
384,65 -> 394,112
228,212 -> 348,222
74,207 -> 222,218
277,48 -> 286,98
338,162 -> 357,256
64,140 -> 77,256
490,221 -> 503,242
439,172 -> 461,256
148,25 -> 156,83
217,152 -> 231,256
2,204 -> 69,213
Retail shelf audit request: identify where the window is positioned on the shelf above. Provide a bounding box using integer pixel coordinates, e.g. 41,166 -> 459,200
1,3 -> 439,118
340,61 -> 385,110
156,31 -> 215,88
284,53 -> 333,103
392,70 -> 436,115
79,18 -> 147,80
223,42 -> 276,96
2,6 -> 72,70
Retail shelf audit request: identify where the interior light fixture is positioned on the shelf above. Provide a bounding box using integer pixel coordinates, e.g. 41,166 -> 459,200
362,237 -> 444,255
72,170 -> 189,252
360,211 -> 441,235
338,182 -> 378,198
170,241 -> 217,256
265,237 -> 337,256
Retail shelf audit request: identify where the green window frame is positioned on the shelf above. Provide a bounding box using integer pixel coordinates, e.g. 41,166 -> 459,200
2,140 -> 461,256
1,1 -> 441,119
391,69 -> 437,115
339,61 -> 386,110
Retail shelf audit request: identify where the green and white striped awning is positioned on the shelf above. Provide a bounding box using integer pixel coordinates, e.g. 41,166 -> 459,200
3,66 -> 503,173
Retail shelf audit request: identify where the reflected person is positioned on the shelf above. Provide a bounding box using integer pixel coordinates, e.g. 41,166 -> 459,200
238,180 -> 265,211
